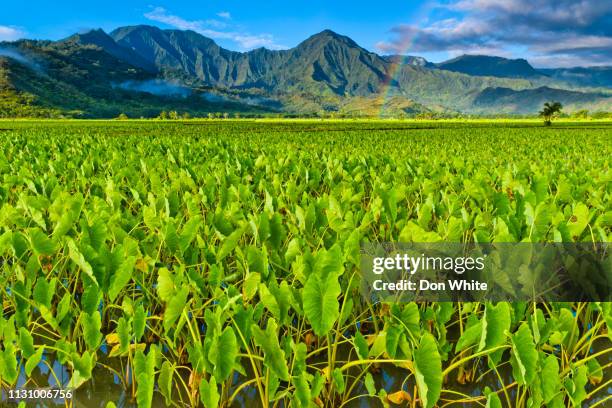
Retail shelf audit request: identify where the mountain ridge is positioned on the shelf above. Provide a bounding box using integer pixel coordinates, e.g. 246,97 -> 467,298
1,25 -> 610,117
435,54 -> 542,78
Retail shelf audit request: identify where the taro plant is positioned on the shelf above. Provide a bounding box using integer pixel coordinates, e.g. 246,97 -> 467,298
0,119 -> 609,407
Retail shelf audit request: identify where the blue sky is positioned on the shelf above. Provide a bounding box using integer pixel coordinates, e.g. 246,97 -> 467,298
1,1 -> 610,67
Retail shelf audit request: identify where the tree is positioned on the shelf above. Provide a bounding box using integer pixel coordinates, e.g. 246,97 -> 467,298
116,113 -> 128,120
169,111 -> 179,120
539,101 -> 562,126
572,109 -> 588,119
158,111 -> 168,120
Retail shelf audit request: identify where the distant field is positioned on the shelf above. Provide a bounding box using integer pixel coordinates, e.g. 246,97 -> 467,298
0,120 -> 610,407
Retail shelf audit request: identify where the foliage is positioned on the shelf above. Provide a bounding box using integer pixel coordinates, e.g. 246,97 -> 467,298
0,120 -> 609,407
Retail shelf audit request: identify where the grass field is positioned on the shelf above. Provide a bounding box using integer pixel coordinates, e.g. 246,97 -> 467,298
0,120 -> 610,407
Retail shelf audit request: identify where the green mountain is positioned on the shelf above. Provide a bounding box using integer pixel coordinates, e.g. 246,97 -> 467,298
61,28 -> 158,73
539,66 -> 612,88
435,55 -> 542,78
1,25 -> 610,117
0,39 -> 271,118
110,27 -> 388,96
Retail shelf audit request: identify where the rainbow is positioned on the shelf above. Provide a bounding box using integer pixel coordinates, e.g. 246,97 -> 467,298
377,4 -> 432,117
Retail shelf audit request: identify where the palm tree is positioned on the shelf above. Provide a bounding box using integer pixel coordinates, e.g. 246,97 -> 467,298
539,101 -> 562,126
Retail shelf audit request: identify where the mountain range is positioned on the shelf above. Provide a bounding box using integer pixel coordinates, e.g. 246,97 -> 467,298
1,25 -> 611,118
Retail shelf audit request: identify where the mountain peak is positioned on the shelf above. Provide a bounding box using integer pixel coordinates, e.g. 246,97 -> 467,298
318,29 -> 342,37
60,27 -> 157,73
111,24 -> 164,35
62,28 -> 113,45
299,29 -> 359,48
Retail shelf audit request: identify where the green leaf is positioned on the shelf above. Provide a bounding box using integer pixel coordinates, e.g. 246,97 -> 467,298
107,256 -> 136,302
303,246 -> 342,336
252,318 -> 290,381
18,327 -> 35,358
268,281 -> 292,325
52,194 -> 83,238
399,221 -> 442,242
157,268 -> 175,302
163,285 -> 189,334
541,355 -> 560,404
259,282 -> 281,321
134,346 -> 157,408
164,221 -> 179,254
25,346 -> 44,377
414,333 -> 442,408
566,365 -> 588,407
292,342 -> 308,375
81,284 -> 100,315
67,238 -> 98,286
364,372 -> 376,396
332,368 -> 345,394
29,228 -> 56,256
354,331 -> 369,360
379,188 -> 398,223
217,225 -> 245,260
56,293 -> 71,322
0,344 -> 18,385
83,218 -> 107,250
199,375 -> 220,408
398,303 -> 420,339
455,320 -> 482,352
208,326 -> 237,381
567,203 -> 589,240
479,303 -> 510,351
369,331 -> 387,357
243,272 -> 260,301
510,323 -> 538,385
479,302 -> 510,365
294,372 -> 311,407
133,304 -> 146,342
484,387 -> 502,408
69,350 -> 94,388
81,311 -> 102,350
33,277 -> 57,310
179,216 -> 201,253
117,317 -> 130,354
247,245 -> 268,275
587,358 -> 603,384
158,361 -> 174,406
385,325 -> 402,358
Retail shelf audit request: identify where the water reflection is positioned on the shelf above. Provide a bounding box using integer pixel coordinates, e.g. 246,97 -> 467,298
3,338 -> 609,407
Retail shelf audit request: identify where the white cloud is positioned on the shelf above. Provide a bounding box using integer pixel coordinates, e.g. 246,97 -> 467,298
217,11 -> 231,19
144,7 -> 201,31
144,7 -> 284,50
0,25 -> 25,41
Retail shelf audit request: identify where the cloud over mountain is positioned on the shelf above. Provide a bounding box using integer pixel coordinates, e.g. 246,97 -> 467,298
144,6 -> 284,50
0,25 -> 24,41
377,0 -> 612,67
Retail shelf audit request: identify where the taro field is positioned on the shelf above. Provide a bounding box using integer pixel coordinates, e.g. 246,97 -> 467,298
0,119 -> 610,407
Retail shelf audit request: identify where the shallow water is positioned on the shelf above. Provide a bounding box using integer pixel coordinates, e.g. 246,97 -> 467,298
2,338 -> 609,407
